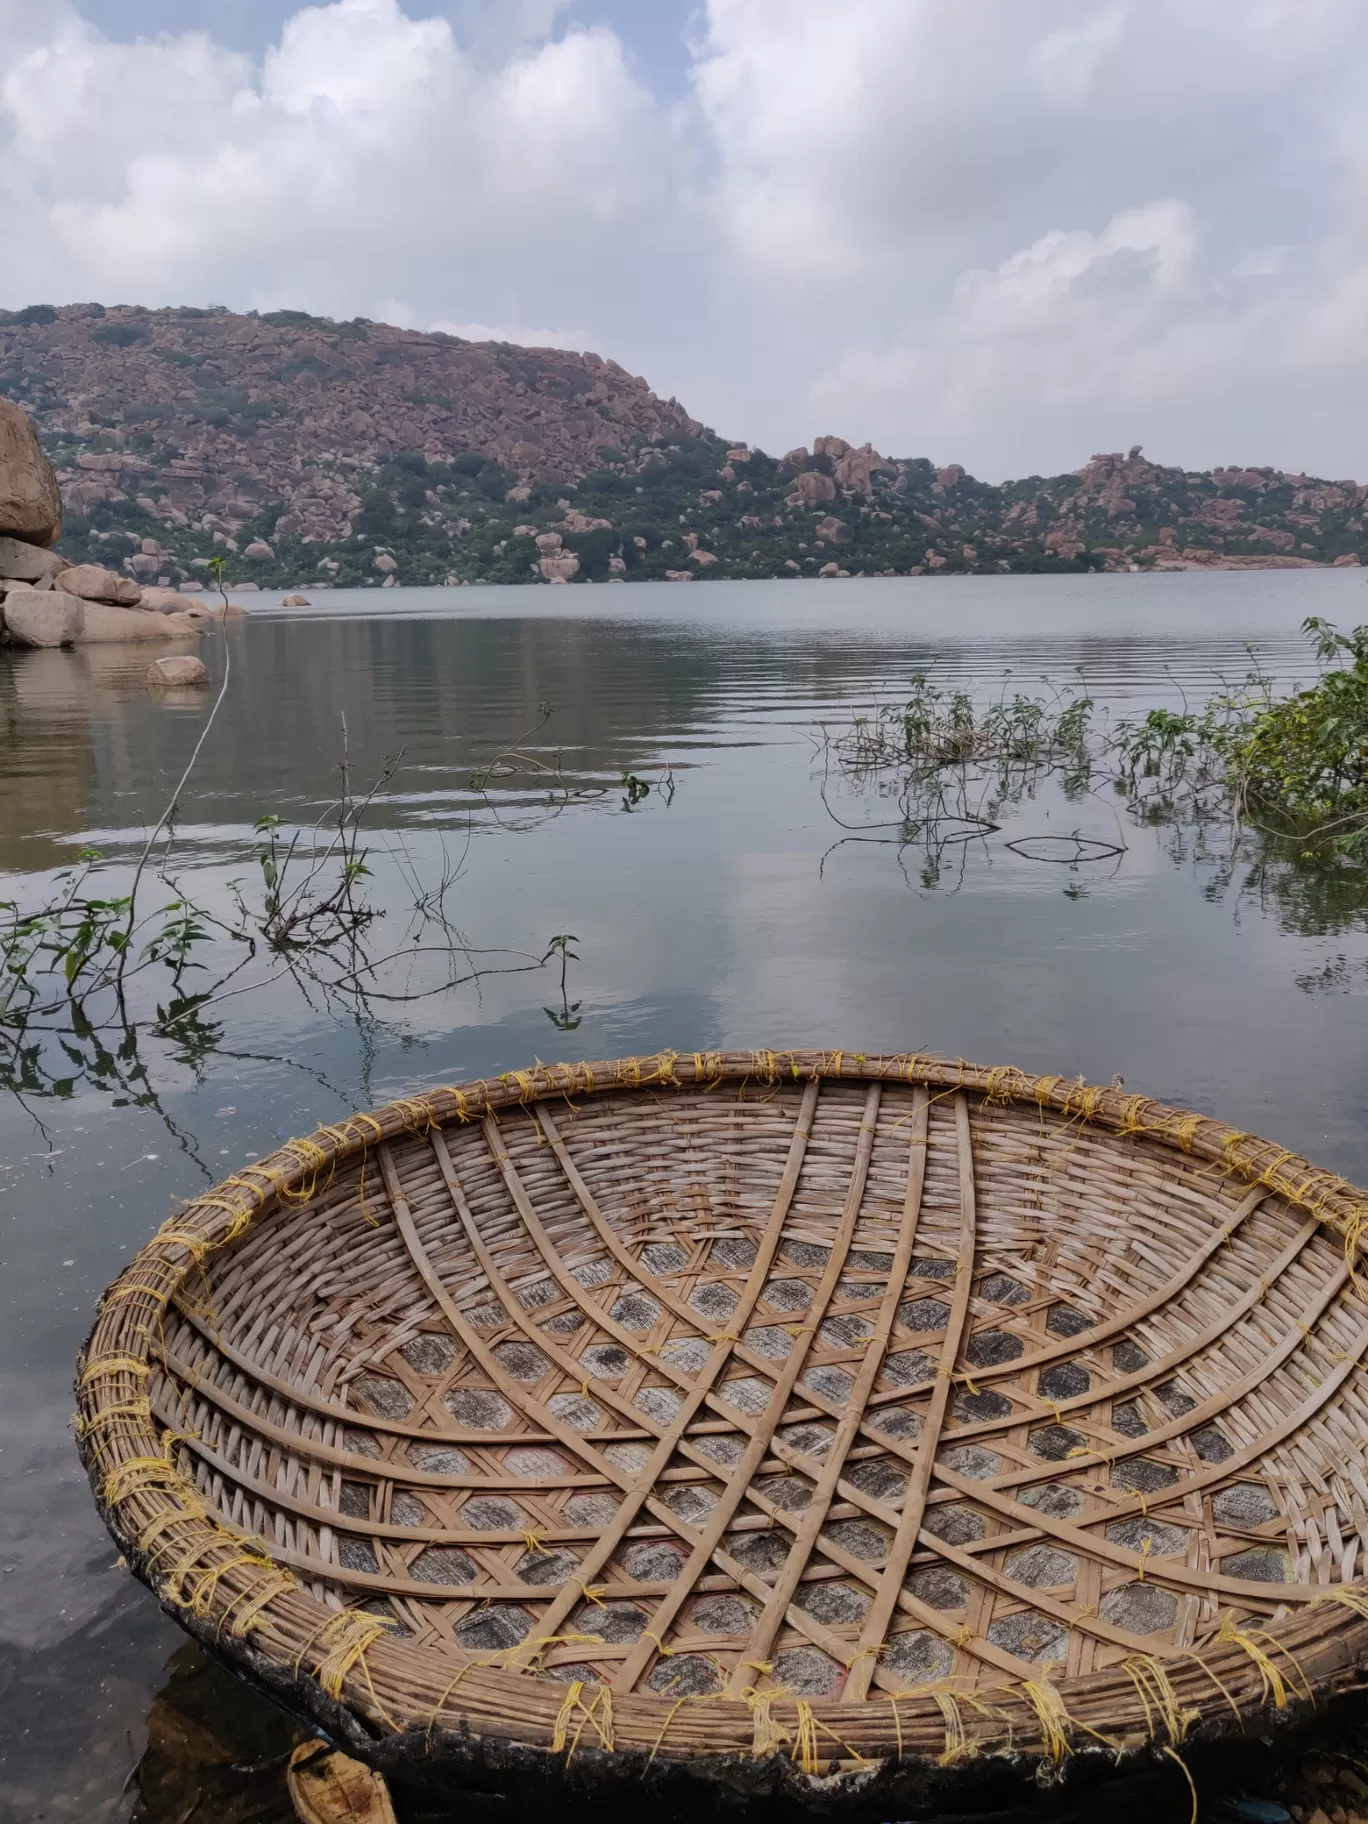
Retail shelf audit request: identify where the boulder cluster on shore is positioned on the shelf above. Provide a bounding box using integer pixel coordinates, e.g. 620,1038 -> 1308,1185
0,397 -> 241,649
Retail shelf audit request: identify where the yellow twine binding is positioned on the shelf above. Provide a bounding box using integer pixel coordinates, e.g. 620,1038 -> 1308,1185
551,1680 -> 614,1759
307,1609 -> 396,1702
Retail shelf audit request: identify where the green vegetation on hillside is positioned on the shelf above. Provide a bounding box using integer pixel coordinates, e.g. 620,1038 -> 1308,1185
41,431 -> 1368,593
3,303 -> 1367,589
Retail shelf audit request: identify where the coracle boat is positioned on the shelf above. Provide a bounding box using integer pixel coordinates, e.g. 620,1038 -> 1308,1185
78,1051 -> 1368,1814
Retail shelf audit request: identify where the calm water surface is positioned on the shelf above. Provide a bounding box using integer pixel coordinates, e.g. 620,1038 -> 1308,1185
3,572 -> 1368,1821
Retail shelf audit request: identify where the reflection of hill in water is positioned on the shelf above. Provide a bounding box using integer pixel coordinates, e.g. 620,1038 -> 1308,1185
8,618 -> 779,857
1,606 -> 1359,973
0,600 -> 1349,961
1,608 -> 1318,853
0,652 -> 103,874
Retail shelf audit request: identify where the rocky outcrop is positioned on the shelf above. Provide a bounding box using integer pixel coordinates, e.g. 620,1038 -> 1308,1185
0,398 -> 62,544
788,471 -> 837,506
0,397 -> 222,640
53,562 -> 142,604
76,603 -> 201,642
139,587 -> 216,616
5,304 -> 1368,581
0,534 -> 65,582
833,445 -> 888,494
0,306 -> 703,561
2,587 -> 84,647
0,522 -> 206,639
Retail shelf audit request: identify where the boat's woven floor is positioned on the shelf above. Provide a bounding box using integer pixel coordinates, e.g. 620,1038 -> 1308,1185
77,1053 -> 1368,1778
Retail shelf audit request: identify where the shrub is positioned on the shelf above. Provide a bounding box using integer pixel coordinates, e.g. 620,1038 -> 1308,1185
94,322 -> 150,347
561,528 -> 619,580
262,308 -> 331,329
1222,619 -> 1368,847
354,492 -> 397,536
476,465 -> 511,501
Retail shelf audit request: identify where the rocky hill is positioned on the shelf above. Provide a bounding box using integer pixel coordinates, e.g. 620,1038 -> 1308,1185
2,302 -> 1365,588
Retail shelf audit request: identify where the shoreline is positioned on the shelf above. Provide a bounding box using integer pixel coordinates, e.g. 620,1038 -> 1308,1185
240,552 -> 1361,605
240,562 -> 1368,605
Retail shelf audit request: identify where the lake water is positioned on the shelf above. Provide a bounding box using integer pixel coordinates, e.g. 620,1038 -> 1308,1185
4,571 -> 1368,1821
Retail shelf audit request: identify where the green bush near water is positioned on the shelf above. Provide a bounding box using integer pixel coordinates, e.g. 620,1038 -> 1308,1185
1222,619 -> 1368,850
1112,618 -> 1368,861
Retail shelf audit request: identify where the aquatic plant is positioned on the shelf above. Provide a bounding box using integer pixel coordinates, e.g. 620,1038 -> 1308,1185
0,663 -> 674,1120
1222,617 -> 1368,856
817,673 -> 1106,881
835,673 -> 1093,777
543,932 -> 582,1031
822,617 -> 1368,912
1108,619 -> 1368,860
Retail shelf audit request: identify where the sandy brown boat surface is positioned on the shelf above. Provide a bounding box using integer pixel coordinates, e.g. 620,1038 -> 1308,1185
76,1050 -> 1368,1804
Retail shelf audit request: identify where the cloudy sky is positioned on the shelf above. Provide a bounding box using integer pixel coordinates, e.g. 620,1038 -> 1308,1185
4,0 -> 1368,480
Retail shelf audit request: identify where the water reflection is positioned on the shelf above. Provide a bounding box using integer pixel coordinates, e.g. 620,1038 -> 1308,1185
129,1644 -> 299,1824
4,573 -> 1368,1823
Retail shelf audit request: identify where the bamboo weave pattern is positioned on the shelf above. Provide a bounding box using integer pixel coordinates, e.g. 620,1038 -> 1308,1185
76,1051 -> 1368,1780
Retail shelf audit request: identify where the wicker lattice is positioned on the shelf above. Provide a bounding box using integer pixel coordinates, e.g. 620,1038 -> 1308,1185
76,1052 -> 1368,1794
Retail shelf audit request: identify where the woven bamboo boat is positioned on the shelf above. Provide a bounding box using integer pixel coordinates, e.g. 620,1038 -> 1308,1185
78,1052 -> 1368,1813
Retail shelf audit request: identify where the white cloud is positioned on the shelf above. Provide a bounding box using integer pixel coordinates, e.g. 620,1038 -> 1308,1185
5,0 -> 1368,476
1232,246 -> 1292,280
0,0 -> 680,327
686,0 -> 1368,474
1300,263 -> 1368,366
1031,6 -> 1129,103
690,0 -> 1368,282
427,318 -> 593,350
952,201 -> 1198,342
803,195 -> 1368,478
807,200 -> 1217,471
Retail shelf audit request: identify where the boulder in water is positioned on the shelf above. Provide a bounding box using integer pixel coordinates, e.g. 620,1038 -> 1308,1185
146,655 -> 211,688
1,586 -> 84,647
140,587 -> 211,616
75,602 -> 200,643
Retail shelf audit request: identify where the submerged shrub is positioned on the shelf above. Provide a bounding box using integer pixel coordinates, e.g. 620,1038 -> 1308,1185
1222,618 -> 1368,851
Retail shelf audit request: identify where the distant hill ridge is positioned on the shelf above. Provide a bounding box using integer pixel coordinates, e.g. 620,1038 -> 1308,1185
1,302 -> 1364,587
